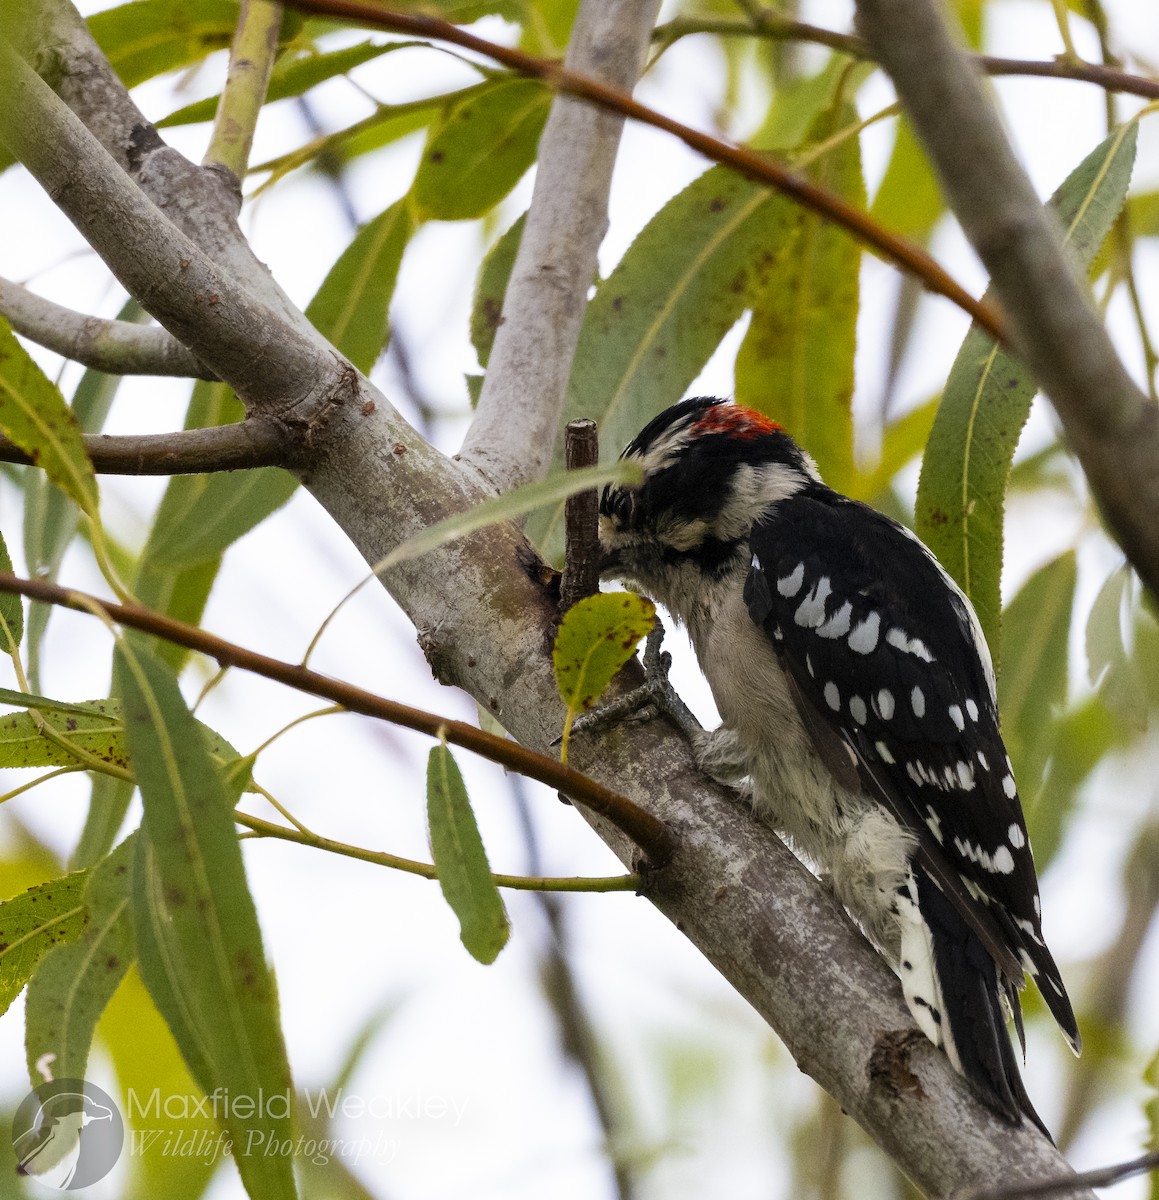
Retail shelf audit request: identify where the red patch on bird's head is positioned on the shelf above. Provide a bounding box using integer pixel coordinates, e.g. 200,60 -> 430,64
692,405 -> 782,439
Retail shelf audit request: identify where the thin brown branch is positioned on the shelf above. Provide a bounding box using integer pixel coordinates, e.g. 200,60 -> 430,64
652,13 -> 1159,101
0,277 -> 217,379
0,420 -> 297,475
561,418 -> 601,612
955,1150 -> 1159,1200
280,0 -> 1007,346
0,573 -> 676,865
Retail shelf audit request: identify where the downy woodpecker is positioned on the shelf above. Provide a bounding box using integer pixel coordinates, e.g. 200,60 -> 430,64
598,397 -> 1078,1131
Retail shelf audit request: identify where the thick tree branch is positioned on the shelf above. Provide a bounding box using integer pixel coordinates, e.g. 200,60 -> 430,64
460,0 -> 659,490
282,0 -> 1006,345
652,13 -> 1159,101
0,421 -> 296,474
854,0 -> 1159,604
0,276 -> 215,379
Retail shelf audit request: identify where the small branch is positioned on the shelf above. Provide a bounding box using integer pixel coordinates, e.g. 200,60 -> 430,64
236,810 -> 640,891
205,0 -> 284,179
560,418 -> 601,611
0,573 -> 676,865
281,0 -> 1007,346
955,1150 -> 1159,1200
0,277 -> 216,379
652,13 -> 1159,101
0,420 -> 297,475
461,0 -> 659,489
854,0 -> 1159,607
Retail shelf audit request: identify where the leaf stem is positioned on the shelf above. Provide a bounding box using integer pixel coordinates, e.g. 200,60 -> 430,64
235,809 -> 640,891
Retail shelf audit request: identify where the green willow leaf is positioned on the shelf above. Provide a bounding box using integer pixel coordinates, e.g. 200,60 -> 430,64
471,212 -> 524,369
251,89 -> 478,184
1029,699 -> 1124,870
871,117 -> 944,240
25,835 -> 136,1083
1087,565 -> 1148,731
0,696 -> 254,781
159,39 -> 425,127
915,123 -> 1137,664
736,98 -> 865,493
0,527 -> 22,652
413,79 -> 550,221
553,592 -> 655,759
530,166 -> 796,557
0,318 -> 98,518
144,468 -> 298,570
115,634 -> 296,1200
0,870 -> 90,1018
304,197 -> 415,376
89,0 -> 239,89
426,742 -> 509,964
24,298 -> 143,687
854,395 -> 940,501
134,382 -> 294,640
998,551 -> 1076,811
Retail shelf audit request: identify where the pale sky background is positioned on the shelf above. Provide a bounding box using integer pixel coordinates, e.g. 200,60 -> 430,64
2,1 -> 1159,1197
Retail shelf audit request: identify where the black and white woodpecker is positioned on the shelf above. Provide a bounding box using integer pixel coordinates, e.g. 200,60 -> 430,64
597,396 -> 1079,1133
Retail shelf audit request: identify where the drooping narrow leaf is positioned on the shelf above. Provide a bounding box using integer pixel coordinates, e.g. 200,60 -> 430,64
915,124 -> 1137,663
304,197 -> 415,376
159,39 -> 425,127
1086,563 -> 1147,730
251,89 -> 477,185
0,871 -> 90,1017
871,116 -> 944,240
377,460 -> 642,573
134,382 -> 293,662
853,395 -> 940,501
471,212 -> 525,369
427,742 -> 509,964
0,700 -> 127,769
25,836 -> 136,1083
736,98 -> 865,493
997,551 -> 1076,812
529,166 -> 797,557
24,298 -> 143,687
413,78 -> 549,221
114,633 -> 296,1200
97,965 -> 220,1199
0,528 -> 23,651
88,0 -> 239,89
0,696 -> 254,782
0,318 -> 98,518
72,776 -> 135,872
1031,698 -> 1125,869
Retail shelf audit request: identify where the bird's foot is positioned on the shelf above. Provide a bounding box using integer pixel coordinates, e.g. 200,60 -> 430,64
572,621 -> 702,740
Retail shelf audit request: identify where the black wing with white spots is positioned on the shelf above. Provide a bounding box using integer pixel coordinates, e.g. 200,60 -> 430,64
745,488 -> 1078,1052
